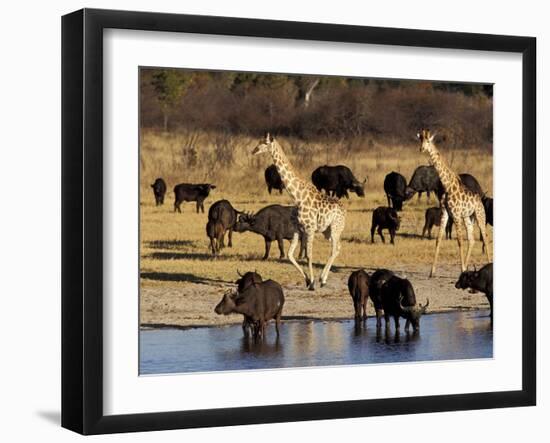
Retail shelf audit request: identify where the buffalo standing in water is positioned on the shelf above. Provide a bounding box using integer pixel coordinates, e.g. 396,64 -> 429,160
455,263 -> 493,321
214,279 -> 285,339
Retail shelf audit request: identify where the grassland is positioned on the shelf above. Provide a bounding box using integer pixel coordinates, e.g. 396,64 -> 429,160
139,129 -> 493,328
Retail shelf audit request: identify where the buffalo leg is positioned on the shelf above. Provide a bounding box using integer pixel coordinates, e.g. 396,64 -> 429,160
267,186 -> 272,194
377,227 -> 385,243
371,223 -> 377,243
405,319 -> 411,331
275,310 -> 282,336
263,239 -> 271,260
387,194 -> 391,207
487,292 -> 493,322
394,315 -> 400,331
390,228 -> 395,245
384,313 -> 391,333
228,228 -> 233,247
422,221 -> 428,239
174,201 -> 181,213
210,237 -> 216,255
277,235 -> 285,259
375,309 -> 383,329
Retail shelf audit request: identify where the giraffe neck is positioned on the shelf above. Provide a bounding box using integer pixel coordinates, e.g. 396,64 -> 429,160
269,141 -> 307,205
427,145 -> 460,192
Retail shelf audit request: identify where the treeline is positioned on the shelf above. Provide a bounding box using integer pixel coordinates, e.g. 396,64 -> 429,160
140,68 -> 493,150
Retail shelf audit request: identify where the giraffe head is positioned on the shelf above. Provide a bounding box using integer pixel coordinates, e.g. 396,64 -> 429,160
417,129 -> 436,154
252,132 -> 274,156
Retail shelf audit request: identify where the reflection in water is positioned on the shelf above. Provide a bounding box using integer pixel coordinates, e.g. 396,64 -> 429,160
140,310 -> 493,375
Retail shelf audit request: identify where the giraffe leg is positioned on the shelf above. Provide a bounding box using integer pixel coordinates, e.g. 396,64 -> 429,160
305,230 -> 316,290
430,208 -> 448,277
463,215 -> 475,270
287,231 -> 308,284
455,217 -> 466,272
474,203 -> 491,262
320,225 -> 343,286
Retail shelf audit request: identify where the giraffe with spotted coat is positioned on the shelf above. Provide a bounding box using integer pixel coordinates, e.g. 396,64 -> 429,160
252,133 -> 346,290
417,129 -> 491,277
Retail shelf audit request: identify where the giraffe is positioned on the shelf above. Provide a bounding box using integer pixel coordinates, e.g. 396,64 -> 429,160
417,129 -> 491,277
252,133 -> 346,290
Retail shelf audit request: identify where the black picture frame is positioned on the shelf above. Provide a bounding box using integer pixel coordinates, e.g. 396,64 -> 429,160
62,8 -> 536,435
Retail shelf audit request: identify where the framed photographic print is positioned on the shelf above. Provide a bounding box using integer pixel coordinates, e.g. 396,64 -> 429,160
61,8 -> 536,435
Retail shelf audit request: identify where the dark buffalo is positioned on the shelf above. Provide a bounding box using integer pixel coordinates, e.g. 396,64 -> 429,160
380,275 -> 429,332
206,220 -> 224,256
422,207 -> 453,240
151,178 -> 167,206
264,164 -> 284,195
234,271 -> 263,336
383,171 -> 408,211
235,270 -> 263,293
348,270 -> 371,321
174,183 -> 216,213
214,280 -> 285,339
406,165 -> 439,202
207,200 -> 239,252
369,269 -> 396,328
234,205 -> 307,260
436,173 -> 483,201
311,165 -> 366,199
371,206 -> 400,245
455,263 -> 493,321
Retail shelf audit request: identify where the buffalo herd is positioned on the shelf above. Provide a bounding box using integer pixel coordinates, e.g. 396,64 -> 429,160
149,159 -> 493,340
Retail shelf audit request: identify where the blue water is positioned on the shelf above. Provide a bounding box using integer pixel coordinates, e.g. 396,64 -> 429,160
139,310 -> 493,375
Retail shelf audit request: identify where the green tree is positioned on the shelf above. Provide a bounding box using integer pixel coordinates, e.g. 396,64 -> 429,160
151,70 -> 194,131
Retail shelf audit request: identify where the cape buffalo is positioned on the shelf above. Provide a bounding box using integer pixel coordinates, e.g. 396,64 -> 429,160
406,165 -> 439,202
422,207 -> 453,240
264,164 -> 284,194
455,263 -> 493,321
214,280 -> 285,339
383,171 -> 408,211
371,207 -> 400,244
348,269 -> 371,321
311,165 -> 366,199
234,205 -> 307,260
369,269 -> 395,329
234,271 -> 263,336
151,178 -> 167,206
206,220 -> 224,256
174,183 -> 216,213
380,275 -> 429,332
207,199 -> 240,252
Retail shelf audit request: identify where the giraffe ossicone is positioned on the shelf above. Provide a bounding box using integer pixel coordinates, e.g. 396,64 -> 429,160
252,132 -> 346,290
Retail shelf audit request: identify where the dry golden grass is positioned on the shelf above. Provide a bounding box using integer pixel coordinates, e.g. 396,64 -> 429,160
140,129 -> 493,290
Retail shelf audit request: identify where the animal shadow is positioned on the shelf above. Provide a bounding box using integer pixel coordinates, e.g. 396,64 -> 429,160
140,271 -> 227,285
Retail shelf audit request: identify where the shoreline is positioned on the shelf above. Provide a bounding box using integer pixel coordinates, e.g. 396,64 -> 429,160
140,307 -> 491,332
